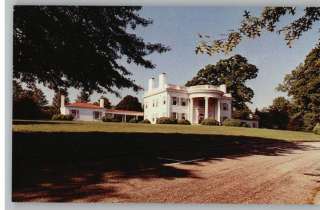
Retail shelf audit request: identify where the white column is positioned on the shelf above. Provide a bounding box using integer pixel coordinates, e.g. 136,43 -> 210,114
189,98 -> 193,123
167,94 -> 171,117
217,98 -> 221,123
204,97 -> 209,119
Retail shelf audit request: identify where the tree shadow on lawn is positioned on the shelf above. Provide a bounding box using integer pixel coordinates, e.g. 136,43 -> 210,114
12,131 -> 315,202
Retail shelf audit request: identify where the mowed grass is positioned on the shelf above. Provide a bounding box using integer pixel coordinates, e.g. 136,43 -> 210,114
13,120 -> 320,142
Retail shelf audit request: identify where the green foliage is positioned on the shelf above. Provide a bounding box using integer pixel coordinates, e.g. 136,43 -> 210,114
177,119 -> 191,125
94,96 -> 112,109
139,119 -> 151,124
255,108 -> 272,129
101,116 -> 122,122
186,55 -> 258,110
156,117 -> 177,124
13,6 -> 169,95
277,45 -> 320,131
51,114 -> 74,121
201,118 -> 220,126
268,97 -> 291,130
313,123 -> 320,135
303,112 -> 320,131
287,112 -> 304,131
255,97 -> 292,130
116,95 -> 143,111
278,45 -> 320,114
222,119 -> 249,127
76,90 -> 91,103
196,7 -> 319,55
13,80 -> 49,119
232,106 -> 253,119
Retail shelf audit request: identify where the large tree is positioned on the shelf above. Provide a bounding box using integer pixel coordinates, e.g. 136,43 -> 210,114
268,97 -> 291,130
76,90 -> 91,103
277,44 -> 320,130
14,6 -> 169,95
13,80 -> 48,119
196,7 -> 320,55
185,54 -> 258,110
115,95 -> 142,111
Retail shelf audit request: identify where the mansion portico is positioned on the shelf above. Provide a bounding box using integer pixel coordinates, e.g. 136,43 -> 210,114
143,73 -> 232,124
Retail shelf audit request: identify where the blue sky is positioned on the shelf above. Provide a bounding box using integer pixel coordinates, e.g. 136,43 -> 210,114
42,6 -> 320,110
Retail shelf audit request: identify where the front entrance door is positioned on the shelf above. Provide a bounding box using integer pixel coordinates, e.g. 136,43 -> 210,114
198,113 -> 204,124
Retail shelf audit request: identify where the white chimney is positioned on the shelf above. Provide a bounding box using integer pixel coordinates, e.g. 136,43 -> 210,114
148,77 -> 155,91
220,84 -> 227,93
61,95 -> 65,108
99,98 -> 104,108
159,73 -> 167,89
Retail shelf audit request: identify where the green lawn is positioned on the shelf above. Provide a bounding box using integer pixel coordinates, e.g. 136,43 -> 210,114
13,120 -> 320,142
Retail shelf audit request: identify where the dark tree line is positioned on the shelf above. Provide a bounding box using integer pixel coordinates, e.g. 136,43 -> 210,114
12,80 -> 143,119
13,81 -> 50,119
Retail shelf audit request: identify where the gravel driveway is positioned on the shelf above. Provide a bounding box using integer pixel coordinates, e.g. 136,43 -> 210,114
94,142 -> 320,204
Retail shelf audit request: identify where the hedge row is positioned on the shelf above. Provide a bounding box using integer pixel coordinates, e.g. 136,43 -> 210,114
222,118 -> 249,127
51,114 -> 74,121
201,117 -> 219,126
156,117 -> 191,125
313,123 -> 320,135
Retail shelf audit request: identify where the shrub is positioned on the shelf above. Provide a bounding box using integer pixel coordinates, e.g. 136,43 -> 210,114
303,112 -> 320,131
139,119 -> 151,124
128,118 -> 139,123
313,123 -> 320,135
156,117 -> 177,124
177,119 -> 191,125
51,114 -> 74,121
201,117 -> 219,126
101,116 -> 121,122
222,118 -> 249,127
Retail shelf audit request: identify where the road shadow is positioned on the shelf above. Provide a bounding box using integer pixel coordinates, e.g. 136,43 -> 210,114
12,131 -> 315,202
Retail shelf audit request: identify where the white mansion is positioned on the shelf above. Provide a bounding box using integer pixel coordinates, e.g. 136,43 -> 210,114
143,73 -> 232,124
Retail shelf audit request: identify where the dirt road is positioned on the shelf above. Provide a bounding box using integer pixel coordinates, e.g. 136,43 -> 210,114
93,142 -> 320,204
13,134 -> 320,204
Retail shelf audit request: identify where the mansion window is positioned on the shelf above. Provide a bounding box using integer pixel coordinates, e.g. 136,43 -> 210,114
93,111 -> 101,120
70,109 -> 79,119
181,113 -> 186,120
171,112 -> 177,119
163,97 -> 166,105
145,103 -> 148,109
222,103 -> 229,111
172,97 -> 178,105
181,98 -> 187,106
